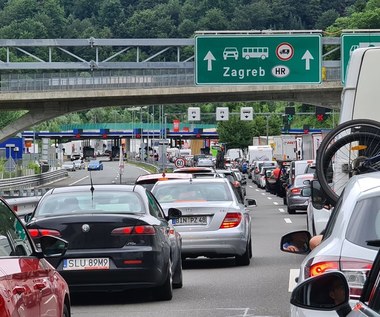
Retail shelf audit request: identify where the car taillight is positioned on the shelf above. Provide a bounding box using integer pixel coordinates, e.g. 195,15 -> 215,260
305,256 -> 372,299
111,225 -> 156,235
220,212 -> 242,229
233,181 -> 240,187
28,229 -> 61,237
291,188 -> 301,194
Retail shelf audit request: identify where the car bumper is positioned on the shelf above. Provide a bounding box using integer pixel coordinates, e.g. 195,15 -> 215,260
53,250 -> 170,292
179,231 -> 248,258
287,197 -> 309,210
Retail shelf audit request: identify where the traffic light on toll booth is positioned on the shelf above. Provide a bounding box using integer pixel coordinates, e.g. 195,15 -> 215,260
285,107 -> 295,125
316,107 -> 328,122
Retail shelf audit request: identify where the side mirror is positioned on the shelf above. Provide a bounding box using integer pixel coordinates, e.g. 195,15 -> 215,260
280,230 -> 311,254
303,180 -> 311,186
301,187 -> 311,197
245,198 -> 257,207
311,180 -> 328,210
167,208 -> 182,219
291,271 -> 350,313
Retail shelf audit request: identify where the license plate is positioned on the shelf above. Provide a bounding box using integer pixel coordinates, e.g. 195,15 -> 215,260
172,216 -> 207,225
63,258 -> 109,270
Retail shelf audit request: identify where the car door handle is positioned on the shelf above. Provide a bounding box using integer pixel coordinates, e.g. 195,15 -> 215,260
13,286 -> 26,295
34,282 -> 46,290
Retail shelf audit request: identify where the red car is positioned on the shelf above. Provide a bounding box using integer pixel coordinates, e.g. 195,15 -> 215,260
0,197 -> 71,317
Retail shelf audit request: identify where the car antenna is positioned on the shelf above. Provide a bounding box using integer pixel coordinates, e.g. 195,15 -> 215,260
89,171 -> 95,202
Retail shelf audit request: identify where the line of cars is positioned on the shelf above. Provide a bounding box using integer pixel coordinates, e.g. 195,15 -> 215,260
61,159 -> 103,171
3,164 -> 255,315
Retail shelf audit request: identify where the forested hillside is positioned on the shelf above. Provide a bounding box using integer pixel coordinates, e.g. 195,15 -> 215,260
0,0 -> 363,39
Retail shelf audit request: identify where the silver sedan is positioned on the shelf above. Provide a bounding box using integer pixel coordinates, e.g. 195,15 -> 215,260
151,178 -> 256,266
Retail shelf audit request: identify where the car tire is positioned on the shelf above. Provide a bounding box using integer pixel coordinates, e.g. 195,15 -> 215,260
172,257 -> 183,289
155,259 -> 173,301
287,206 -> 296,214
62,303 -> 70,317
235,239 -> 251,266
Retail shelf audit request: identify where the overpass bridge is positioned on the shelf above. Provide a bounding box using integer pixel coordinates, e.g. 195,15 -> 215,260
0,34 -> 343,142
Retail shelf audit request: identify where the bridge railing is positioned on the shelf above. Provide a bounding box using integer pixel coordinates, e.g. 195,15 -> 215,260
0,66 -> 341,93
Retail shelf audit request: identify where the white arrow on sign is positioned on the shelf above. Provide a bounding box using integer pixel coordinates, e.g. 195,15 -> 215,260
301,50 -> 314,71
204,51 -> 216,71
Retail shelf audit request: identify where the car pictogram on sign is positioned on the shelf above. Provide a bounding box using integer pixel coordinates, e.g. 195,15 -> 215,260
276,43 -> 294,61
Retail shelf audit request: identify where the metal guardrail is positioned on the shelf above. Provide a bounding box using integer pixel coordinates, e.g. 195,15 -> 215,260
0,169 -> 68,196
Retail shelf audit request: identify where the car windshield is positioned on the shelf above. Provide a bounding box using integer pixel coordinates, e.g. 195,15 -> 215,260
346,196 -> 380,250
153,182 -> 233,203
36,191 -> 144,216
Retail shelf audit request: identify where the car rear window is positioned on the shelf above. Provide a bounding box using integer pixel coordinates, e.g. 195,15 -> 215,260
36,191 -> 144,216
153,182 -> 233,203
346,196 -> 380,250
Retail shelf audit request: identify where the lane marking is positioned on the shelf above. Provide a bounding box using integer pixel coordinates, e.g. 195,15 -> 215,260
284,218 -> 292,224
289,269 -> 300,292
261,193 -> 266,196
69,176 -> 89,185
273,202 -> 278,205
255,189 -> 259,192
249,185 -> 253,188
267,197 -> 272,200
279,208 -> 285,213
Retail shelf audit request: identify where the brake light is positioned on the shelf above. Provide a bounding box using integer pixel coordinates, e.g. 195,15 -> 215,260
28,229 -> 61,237
233,181 -> 240,188
309,260 -> 339,276
291,188 -> 301,194
111,225 -> 156,235
220,212 -> 242,229
305,256 -> 372,299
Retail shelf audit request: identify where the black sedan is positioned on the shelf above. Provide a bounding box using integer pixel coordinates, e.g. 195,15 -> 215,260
26,184 -> 183,300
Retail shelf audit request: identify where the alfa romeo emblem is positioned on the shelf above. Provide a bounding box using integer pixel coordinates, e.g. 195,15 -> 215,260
81,224 -> 90,233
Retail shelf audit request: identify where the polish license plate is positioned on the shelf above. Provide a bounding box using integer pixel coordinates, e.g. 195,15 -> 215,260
63,258 -> 110,270
173,216 -> 207,225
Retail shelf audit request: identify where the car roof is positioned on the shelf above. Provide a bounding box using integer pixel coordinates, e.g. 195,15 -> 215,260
136,173 -> 193,182
47,184 -> 145,195
173,167 -> 214,173
344,171 -> 380,196
153,178 -> 229,187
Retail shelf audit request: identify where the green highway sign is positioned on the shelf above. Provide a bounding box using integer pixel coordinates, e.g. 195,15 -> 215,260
195,34 -> 321,85
341,33 -> 380,83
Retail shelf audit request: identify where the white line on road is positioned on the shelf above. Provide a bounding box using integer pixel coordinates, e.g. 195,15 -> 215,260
289,269 -> 300,292
267,197 -> 272,200
249,185 -> 253,188
273,202 -> 278,205
255,189 -> 259,192
261,193 -> 266,196
284,218 -> 292,224
69,176 -> 89,185
279,208 -> 285,213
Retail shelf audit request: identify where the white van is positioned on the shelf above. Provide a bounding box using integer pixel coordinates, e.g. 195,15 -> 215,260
340,46 -> 380,123
289,159 -> 315,188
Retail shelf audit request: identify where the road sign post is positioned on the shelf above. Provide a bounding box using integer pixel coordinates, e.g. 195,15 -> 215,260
341,33 -> 380,83
195,34 -> 321,85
